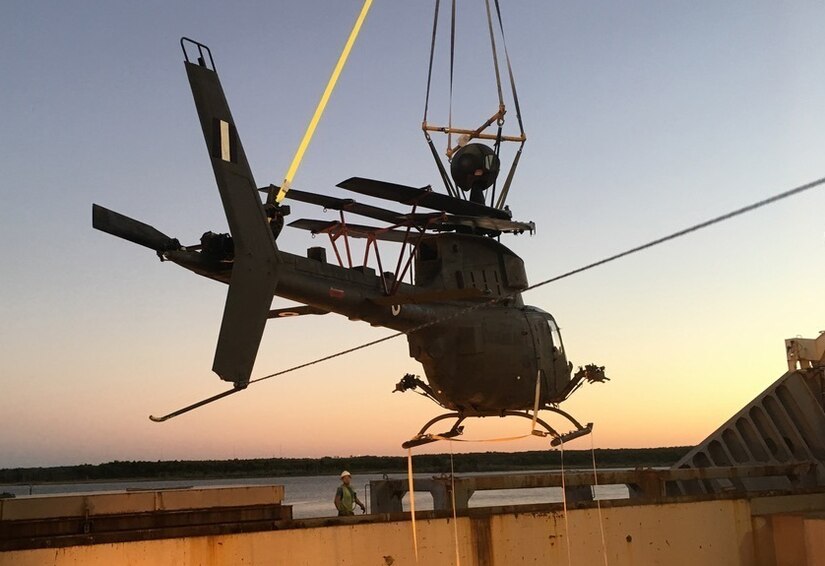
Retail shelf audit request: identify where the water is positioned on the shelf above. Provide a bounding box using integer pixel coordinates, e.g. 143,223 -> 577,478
0,471 -> 629,519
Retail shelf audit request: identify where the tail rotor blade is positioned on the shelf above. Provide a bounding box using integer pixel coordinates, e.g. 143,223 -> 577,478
92,204 -> 180,252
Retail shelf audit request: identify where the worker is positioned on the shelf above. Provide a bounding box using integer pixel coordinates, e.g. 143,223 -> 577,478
334,470 -> 366,516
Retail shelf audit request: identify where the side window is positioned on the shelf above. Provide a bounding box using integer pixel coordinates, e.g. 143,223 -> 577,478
547,318 -> 563,356
418,241 -> 438,261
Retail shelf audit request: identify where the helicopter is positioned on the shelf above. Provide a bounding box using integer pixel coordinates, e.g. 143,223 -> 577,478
92,38 -> 606,448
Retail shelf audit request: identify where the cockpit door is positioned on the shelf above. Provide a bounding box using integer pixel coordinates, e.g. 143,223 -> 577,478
523,310 -> 555,403
546,316 -> 572,397
523,309 -> 572,403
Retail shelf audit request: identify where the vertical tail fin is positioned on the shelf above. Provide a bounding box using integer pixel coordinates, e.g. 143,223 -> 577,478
182,38 -> 279,388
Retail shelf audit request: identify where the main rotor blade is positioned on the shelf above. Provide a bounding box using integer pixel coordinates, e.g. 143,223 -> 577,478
337,177 -> 512,220
284,188 -> 405,224
92,204 -> 180,252
404,213 -> 535,233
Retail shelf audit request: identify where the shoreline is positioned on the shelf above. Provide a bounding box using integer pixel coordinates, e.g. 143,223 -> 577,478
0,446 -> 690,485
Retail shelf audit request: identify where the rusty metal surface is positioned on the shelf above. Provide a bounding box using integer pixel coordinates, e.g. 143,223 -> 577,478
0,484 -> 285,521
0,485 -> 290,552
0,497 -> 766,566
4,469 -> 823,552
0,504 -> 292,552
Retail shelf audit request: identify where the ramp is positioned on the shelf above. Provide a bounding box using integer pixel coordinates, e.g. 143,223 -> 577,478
671,359 -> 825,495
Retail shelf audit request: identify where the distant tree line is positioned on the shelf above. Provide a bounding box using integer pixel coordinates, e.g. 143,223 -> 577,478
0,447 -> 691,484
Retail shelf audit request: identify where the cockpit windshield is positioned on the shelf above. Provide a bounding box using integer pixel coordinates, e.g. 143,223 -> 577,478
525,306 -> 565,359
547,317 -> 564,356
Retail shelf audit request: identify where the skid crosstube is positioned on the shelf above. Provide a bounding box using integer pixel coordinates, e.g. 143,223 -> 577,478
401,410 -> 593,449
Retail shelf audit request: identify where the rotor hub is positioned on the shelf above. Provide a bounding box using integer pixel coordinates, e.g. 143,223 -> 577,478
450,143 -> 500,204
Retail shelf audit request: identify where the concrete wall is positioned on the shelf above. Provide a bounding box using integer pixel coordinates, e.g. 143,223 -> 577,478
0,486 -> 284,521
1,499 -> 758,566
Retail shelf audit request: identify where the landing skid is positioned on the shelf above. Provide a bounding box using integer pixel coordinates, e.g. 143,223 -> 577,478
401,408 -> 593,449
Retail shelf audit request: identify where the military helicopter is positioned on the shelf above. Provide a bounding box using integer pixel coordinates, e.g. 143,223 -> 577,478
93,38 -> 605,448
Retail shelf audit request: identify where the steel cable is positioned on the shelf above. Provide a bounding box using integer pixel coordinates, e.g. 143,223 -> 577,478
251,175 -> 825,385
151,175 -> 825,420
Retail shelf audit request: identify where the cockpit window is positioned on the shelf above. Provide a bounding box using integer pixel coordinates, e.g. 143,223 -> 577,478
547,318 -> 564,356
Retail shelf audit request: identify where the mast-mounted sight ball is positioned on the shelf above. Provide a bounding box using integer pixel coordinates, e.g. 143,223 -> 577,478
450,143 -> 500,194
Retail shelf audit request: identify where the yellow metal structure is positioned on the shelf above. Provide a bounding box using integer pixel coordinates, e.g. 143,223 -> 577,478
276,0 -> 373,203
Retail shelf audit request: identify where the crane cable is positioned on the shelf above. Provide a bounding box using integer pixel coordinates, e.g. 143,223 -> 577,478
150,174 -> 825,421
448,0 -> 457,171
423,0 -> 460,199
485,0 -> 505,208
251,174 -> 825,384
491,0 -> 525,210
422,0 -> 525,207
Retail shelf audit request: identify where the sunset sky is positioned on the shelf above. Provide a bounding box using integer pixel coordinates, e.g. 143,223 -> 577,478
2,1 -> 825,468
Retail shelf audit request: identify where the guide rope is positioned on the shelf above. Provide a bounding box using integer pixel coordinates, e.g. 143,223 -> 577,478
408,448 -> 419,563
268,175 -> 825,563
405,372 -> 545,563
591,431 -> 609,566
249,174 -> 825,385
560,439 -> 573,565
449,440 -> 461,566
404,392 -> 584,565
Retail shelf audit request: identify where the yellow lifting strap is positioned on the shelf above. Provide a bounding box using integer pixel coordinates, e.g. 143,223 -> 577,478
276,0 -> 374,203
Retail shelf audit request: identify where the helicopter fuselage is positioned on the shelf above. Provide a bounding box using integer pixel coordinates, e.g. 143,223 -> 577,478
93,44 -> 592,431
165,230 -> 575,415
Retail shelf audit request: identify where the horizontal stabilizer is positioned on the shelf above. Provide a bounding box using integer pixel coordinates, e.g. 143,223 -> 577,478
92,204 -> 181,252
269,305 -> 329,318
